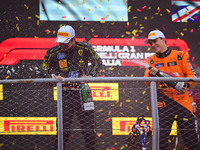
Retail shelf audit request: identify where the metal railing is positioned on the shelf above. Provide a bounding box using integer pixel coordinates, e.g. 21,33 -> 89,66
0,77 -> 200,150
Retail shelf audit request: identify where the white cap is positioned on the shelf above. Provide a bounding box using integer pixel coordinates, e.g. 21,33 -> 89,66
144,30 -> 165,44
55,25 -> 75,43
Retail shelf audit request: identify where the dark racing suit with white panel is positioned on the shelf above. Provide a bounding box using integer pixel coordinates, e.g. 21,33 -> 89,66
42,41 -> 102,150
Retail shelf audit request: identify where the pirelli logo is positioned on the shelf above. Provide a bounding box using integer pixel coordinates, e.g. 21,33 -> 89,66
0,117 -> 57,135
58,32 -> 69,37
88,83 -> 119,101
112,117 -> 153,135
53,83 -> 119,101
148,32 -> 156,38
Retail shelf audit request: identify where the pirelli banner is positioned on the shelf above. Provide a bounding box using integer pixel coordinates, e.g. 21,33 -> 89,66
112,117 -> 153,135
0,80 -> 152,149
53,83 -> 119,101
0,117 -> 57,135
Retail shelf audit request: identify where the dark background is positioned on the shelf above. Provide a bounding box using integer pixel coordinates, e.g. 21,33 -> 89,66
0,0 -> 199,149
0,0 -> 200,79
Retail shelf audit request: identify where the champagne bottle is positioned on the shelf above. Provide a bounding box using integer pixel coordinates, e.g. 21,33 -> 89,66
156,70 -> 185,91
81,83 -> 94,111
130,60 -> 185,91
81,83 -> 90,102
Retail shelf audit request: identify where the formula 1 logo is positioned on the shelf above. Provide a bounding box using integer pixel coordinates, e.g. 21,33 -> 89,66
0,117 -> 57,135
0,38 -> 189,66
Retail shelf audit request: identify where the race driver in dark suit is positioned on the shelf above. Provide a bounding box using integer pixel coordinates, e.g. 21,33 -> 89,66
42,25 -> 102,150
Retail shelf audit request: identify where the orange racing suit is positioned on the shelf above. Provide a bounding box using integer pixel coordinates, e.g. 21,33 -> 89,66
144,48 -> 196,113
144,48 -> 199,150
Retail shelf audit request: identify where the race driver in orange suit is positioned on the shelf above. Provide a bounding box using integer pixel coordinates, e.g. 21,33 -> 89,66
144,30 -> 199,150
42,25 -> 102,150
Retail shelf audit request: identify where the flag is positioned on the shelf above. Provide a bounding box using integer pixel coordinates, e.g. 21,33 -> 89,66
172,0 -> 200,22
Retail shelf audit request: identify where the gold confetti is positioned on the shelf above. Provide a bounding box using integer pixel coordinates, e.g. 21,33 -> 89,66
16,16 -> 19,21
109,67 -> 114,70
140,26 -> 144,29
24,4 -> 29,9
183,28 -> 187,31
132,29 -> 138,36
183,19 -> 187,23
166,9 -> 170,13
108,111 -> 112,115
142,91 -> 146,95
35,15 -> 40,19
135,21 -> 138,25
146,106 -> 149,111
190,17 -> 194,21
128,6 -> 131,12
16,24 -> 20,31
185,11 -> 189,15
97,133 -> 102,137
100,21 -> 105,23
180,32 -> 184,36
123,89 -> 125,94
119,112 -> 124,115
98,109 -> 103,112
150,16 -> 154,20
28,17 -> 31,19
126,100 -> 131,102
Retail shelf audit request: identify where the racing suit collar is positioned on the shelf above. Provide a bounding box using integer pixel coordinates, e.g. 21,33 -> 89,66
156,48 -> 171,58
